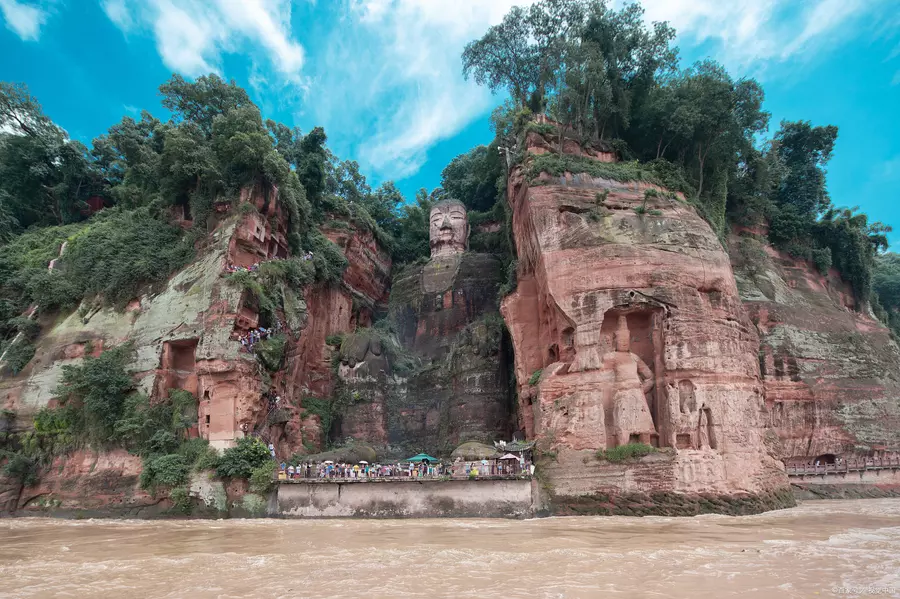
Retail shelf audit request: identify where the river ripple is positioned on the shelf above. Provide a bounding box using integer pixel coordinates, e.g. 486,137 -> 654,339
1,499 -> 899,599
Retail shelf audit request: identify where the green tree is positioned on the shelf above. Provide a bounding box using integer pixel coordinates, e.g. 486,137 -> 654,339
462,5 -> 539,108
440,144 -> 503,212
392,189 -> 438,265
0,83 -> 102,230
295,127 -> 329,211
216,436 -> 271,479
874,253 -> 900,335
54,344 -> 136,444
159,74 -> 252,136
363,181 -> 403,231
772,120 -> 838,216
91,112 -> 166,205
813,207 -> 890,302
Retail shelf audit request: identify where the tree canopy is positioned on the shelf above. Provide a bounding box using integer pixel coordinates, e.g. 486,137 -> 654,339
0,74 -> 428,365
461,0 -> 892,310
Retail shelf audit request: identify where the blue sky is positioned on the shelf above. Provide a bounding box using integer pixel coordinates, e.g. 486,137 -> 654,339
2,0 -> 899,244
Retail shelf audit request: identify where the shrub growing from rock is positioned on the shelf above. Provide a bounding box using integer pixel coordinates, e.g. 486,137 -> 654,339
216,436 -> 270,479
596,443 -> 656,463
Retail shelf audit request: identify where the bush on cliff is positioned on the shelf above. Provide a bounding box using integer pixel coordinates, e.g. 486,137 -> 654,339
300,396 -> 338,439
115,390 -> 197,456
216,436 -> 271,479
116,390 -> 208,491
306,231 -> 348,284
253,334 -> 286,372
249,463 -> 275,494
54,343 -> 136,444
168,486 -> 193,515
17,406 -> 79,459
0,452 -> 38,486
60,208 -> 194,307
194,446 -> 221,472
140,453 -> 190,489
2,340 -> 35,375
596,443 -> 656,463
874,253 -> 900,337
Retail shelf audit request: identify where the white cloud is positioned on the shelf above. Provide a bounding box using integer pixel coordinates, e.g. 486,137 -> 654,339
0,0 -> 50,41
97,0 -> 889,182
321,0 -> 885,181
315,0 -> 529,179
100,0 -> 304,81
637,0 -> 884,71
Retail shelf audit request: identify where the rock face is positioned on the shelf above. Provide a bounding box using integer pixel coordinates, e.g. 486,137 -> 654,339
0,185 -> 393,513
14,449 -> 164,516
337,201 -> 514,454
729,234 -> 900,462
501,134 -> 792,513
4,128 -> 898,517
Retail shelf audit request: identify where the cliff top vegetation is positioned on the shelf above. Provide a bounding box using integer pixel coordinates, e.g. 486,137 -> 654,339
459,0 -> 892,315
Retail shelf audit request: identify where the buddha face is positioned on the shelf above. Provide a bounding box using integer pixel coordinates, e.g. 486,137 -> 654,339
429,201 -> 468,257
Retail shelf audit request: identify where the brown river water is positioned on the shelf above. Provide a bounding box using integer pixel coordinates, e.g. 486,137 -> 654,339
1,499 -> 899,599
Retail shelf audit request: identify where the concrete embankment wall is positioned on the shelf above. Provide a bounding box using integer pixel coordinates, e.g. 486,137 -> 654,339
274,479 -> 534,518
789,469 -> 900,486
790,469 -> 900,500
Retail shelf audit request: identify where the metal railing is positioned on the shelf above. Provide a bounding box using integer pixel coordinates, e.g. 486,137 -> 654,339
785,455 -> 900,476
276,461 -> 532,482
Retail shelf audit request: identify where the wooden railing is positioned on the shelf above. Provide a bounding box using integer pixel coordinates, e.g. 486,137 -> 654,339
785,455 -> 900,476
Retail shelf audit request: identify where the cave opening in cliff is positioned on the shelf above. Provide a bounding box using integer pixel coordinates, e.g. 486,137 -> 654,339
174,192 -> 192,222
500,320 -> 519,440
158,339 -> 199,396
814,453 -> 837,465
699,407 -> 718,450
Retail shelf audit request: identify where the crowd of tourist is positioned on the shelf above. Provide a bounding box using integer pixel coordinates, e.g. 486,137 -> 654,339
223,251 -> 313,276
264,389 -> 282,411
224,261 -> 263,274
238,320 -> 283,353
276,458 -> 532,481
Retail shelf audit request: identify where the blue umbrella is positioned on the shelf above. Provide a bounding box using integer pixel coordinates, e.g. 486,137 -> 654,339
405,453 -> 440,463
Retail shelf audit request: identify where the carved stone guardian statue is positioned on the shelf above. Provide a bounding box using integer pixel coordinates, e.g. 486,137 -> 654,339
608,315 -> 657,446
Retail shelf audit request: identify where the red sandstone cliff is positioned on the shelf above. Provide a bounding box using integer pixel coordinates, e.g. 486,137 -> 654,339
501,132 -> 791,512
0,185 -> 392,513
729,234 -> 900,462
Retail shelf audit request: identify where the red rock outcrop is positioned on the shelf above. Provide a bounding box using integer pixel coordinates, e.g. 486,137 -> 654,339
0,183 -> 392,513
16,449 -> 164,516
729,234 -> 900,462
501,134 -> 791,512
263,218 -> 392,457
323,222 -> 392,324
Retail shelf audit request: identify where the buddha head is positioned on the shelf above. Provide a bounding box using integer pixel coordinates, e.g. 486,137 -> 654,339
429,199 -> 468,258
614,315 -> 631,353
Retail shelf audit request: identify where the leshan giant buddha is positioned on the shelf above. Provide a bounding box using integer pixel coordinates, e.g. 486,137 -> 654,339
339,198 -> 515,454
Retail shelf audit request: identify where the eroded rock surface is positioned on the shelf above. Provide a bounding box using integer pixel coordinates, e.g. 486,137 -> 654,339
501,135 -> 791,511
0,185 -> 393,512
729,234 -> 900,462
